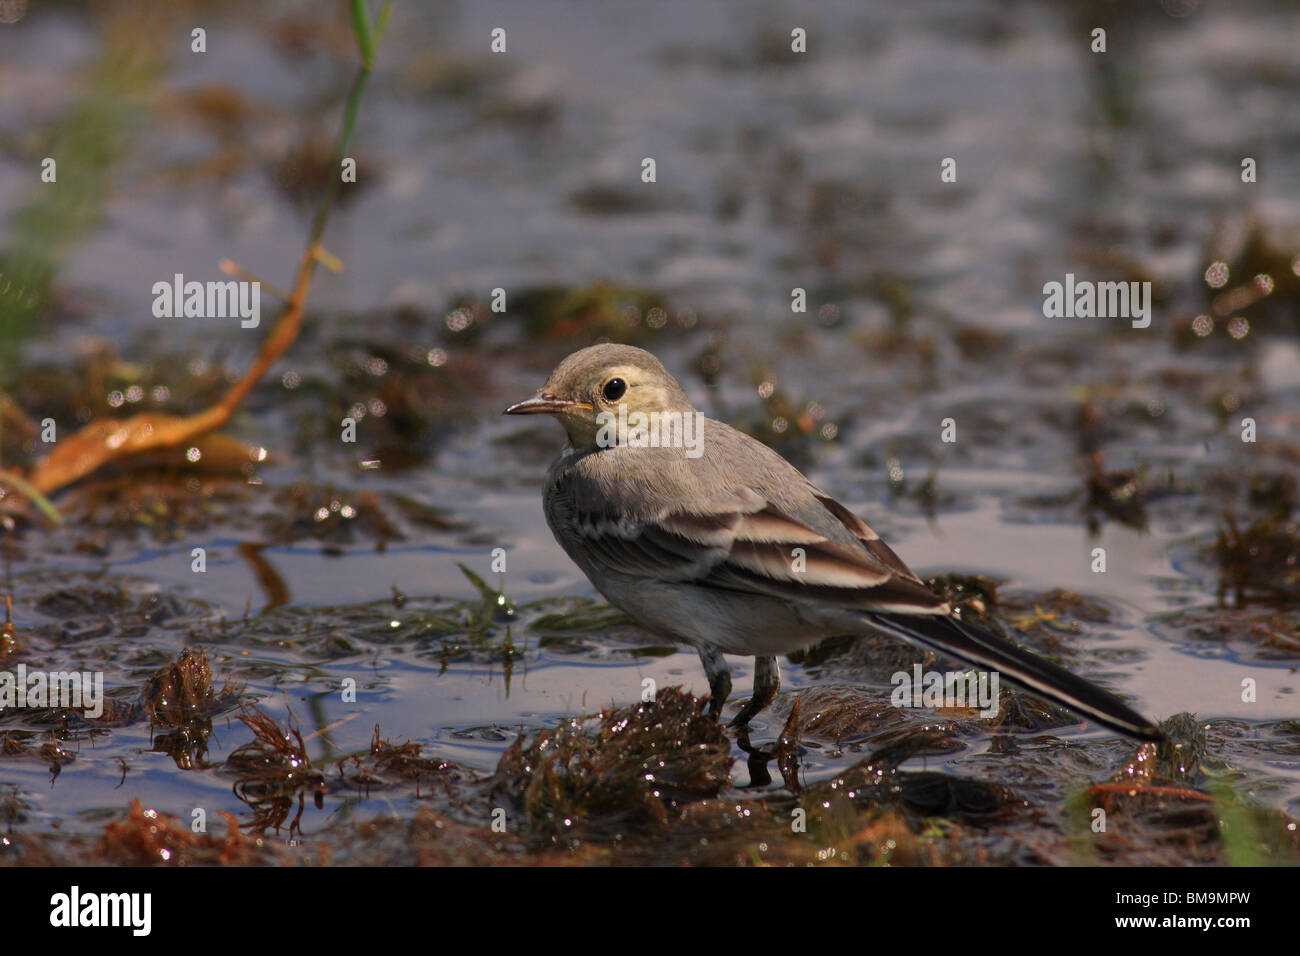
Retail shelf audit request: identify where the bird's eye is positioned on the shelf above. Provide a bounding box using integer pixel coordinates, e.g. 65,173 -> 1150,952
602,378 -> 627,401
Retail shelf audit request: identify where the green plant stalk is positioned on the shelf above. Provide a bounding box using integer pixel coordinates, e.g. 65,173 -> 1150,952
0,469 -> 63,524
0,13 -> 159,382
1210,781 -> 1270,866
349,0 -> 376,66
307,1 -> 392,250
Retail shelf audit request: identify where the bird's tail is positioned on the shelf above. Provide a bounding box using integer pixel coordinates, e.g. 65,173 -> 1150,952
865,611 -> 1164,742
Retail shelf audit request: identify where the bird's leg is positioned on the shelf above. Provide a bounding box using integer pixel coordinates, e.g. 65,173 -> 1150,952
697,645 -> 732,720
728,656 -> 780,728
733,726 -> 774,788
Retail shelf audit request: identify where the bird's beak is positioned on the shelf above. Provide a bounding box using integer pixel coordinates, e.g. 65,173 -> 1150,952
503,393 -> 590,416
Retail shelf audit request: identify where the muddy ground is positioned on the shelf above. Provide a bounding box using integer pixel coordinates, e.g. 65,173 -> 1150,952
0,1 -> 1298,865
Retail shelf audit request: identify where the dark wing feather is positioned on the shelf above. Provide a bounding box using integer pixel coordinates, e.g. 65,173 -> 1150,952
564,491 -> 950,614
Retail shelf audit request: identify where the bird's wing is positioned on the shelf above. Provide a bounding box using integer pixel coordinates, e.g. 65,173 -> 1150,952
565,484 -> 950,615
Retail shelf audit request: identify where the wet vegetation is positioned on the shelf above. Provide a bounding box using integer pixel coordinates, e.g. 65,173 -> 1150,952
1,1 -> 1299,866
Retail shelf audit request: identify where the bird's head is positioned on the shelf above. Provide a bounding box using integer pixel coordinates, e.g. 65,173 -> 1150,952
504,343 -> 693,449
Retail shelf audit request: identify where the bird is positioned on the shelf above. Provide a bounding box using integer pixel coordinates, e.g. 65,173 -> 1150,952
504,343 -> 1164,742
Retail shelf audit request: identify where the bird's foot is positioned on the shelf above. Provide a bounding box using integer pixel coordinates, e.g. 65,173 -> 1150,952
697,645 -> 732,722
726,655 -> 779,728
733,698 -> 803,792
705,694 -> 729,722
727,696 -> 766,729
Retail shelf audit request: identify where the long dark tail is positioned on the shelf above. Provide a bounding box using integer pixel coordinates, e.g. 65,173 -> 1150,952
865,611 -> 1164,742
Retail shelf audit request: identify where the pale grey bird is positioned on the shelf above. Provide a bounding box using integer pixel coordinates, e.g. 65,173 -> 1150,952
505,343 -> 1163,741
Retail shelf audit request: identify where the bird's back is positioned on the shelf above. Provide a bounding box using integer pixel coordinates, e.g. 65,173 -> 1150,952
545,415 -> 869,552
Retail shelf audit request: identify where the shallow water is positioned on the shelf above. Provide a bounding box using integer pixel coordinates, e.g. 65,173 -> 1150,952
0,0 -> 1297,863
